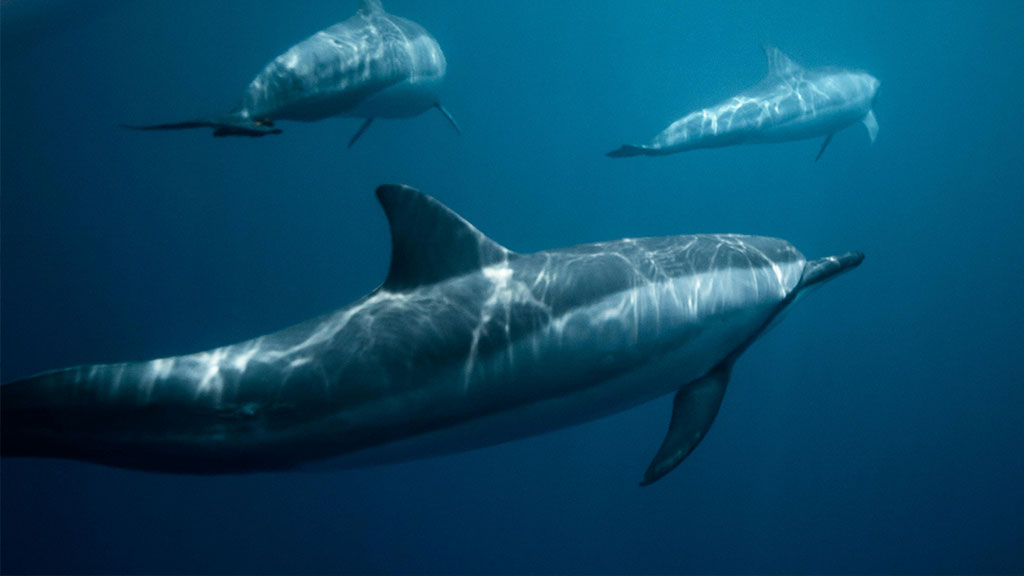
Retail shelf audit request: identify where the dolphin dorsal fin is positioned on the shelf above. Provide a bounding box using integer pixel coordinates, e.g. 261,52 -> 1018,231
764,45 -> 804,77
359,0 -> 384,15
376,185 -> 511,291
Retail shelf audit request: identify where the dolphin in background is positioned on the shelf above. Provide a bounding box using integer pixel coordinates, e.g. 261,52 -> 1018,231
608,47 -> 879,161
125,0 -> 459,146
1,185 -> 863,485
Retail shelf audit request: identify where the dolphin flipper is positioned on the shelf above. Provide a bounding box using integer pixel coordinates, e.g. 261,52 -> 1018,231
434,103 -> 461,135
348,118 -> 375,147
863,110 -> 879,143
815,133 -> 834,162
641,362 -> 732,486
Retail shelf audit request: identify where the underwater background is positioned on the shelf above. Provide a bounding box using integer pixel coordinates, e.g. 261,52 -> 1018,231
2,0 -> 1022,573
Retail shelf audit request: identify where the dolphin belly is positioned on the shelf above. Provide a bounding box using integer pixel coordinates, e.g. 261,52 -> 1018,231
751,101 -> 872,143
348,76 -> 443,118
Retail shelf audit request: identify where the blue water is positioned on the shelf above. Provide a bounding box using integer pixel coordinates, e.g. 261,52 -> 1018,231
2,0 -> 1022,573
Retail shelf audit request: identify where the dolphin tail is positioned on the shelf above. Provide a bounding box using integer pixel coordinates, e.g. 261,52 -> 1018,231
0,372 -> 63,460
434,103 -> 461,135
798,251 -> 864,291
122,112 -> 282,138
606,144 -> 650,158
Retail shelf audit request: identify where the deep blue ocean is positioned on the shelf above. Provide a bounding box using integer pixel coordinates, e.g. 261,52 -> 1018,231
2,1 -> 1023,573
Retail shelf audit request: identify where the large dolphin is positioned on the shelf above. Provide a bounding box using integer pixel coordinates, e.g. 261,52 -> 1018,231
608,47 -> 879,161
0,186 -> 863,485
125,0 -> 458,146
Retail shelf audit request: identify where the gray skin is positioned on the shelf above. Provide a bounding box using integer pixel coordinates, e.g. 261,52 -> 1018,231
608,47 -> 879,161
125,0 -> 459,146
0,186 -> 863,485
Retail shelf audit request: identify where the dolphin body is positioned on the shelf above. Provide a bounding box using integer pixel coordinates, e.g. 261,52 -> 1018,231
608,47 -> 879,161
0,186 -> 862,485
126,0 -> 458,146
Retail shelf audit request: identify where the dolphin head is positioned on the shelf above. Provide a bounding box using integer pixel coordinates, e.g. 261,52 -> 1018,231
855,70 -> 881,106
387,14 -> 447,83
866,73 -> 880,105
825,69 -> 879,114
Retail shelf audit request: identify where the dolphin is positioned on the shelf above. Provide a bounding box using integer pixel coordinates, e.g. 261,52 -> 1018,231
0,185 -> 863,485
608,47 -> 879,161
124,0 -> 459,146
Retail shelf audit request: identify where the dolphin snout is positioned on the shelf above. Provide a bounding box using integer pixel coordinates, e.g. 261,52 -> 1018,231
867,75 -> 881,102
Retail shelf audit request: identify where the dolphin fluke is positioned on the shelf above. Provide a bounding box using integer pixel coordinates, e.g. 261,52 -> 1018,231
122,117 -> 282,138
606,144 -> 649,158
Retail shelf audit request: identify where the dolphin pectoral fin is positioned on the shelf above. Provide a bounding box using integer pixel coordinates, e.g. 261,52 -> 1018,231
641,362 -> 732,486
815,133 -> 835,162
434,103 -> 461,135
863,110 -> 879,143
348,118 -> 375,148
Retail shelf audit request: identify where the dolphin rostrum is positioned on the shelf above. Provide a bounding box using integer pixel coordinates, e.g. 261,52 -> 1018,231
608,47 -> 879,161
0,185 -> 863,485
125,0 -> 459,146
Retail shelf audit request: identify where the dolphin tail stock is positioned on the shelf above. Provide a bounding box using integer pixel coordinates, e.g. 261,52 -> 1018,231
1,379 -> 30,458
434,103 -> 461,135
0,370 -> 70,461
122,111 -> 283,138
